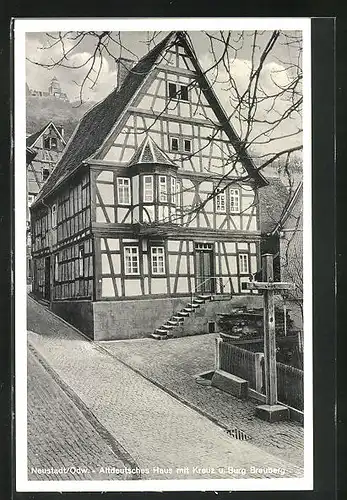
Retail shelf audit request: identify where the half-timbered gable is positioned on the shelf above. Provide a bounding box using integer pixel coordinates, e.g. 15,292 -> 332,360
31,31 -> 269,340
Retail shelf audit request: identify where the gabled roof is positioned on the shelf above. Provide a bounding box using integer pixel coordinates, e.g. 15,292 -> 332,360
32,31 -> 268,208
32,33 -> 176,206
26,121 -> 66,149
128,135 -> 177,167
270,180 -> 303,235
258,177 -> 290,234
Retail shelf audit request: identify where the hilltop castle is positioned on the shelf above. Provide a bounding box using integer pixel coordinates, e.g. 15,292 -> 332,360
26,76 -> 69,102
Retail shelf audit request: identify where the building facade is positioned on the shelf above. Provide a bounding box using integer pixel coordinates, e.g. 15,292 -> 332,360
30,31 -> 269,340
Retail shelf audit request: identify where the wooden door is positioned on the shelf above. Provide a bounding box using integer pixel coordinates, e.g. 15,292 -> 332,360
195,243 -> 214,293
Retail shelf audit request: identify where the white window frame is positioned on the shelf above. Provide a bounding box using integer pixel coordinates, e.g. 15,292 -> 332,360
124,246 -> 139,275
143,175 -> 154,203
230,188 -> 240,213
151,246 -> 165,275
117,177 -> 131,205
51,204 -> 57,228
159,176 -> 168,202
215,188 -> 226,213
239,253 -> 249,274
171,177 -> 176,204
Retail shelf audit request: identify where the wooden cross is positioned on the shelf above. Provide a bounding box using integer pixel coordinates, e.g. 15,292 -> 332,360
244,254 -> 295,406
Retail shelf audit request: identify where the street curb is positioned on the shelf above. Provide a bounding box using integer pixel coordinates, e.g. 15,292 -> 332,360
28,342 -> 141,479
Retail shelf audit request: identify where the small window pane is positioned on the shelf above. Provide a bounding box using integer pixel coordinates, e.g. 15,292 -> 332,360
170,137 -> 179,152
143,175 -> 153,202
180,85 -> 189,101
168,82 -> 177,98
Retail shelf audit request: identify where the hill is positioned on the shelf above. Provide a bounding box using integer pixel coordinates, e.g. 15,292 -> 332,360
26,96 -> 95,141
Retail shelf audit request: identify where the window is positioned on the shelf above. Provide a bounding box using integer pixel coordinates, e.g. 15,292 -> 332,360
43,137 -> 51,149
170,137 -> 179,152
215,188 -> 226,213
168,82 -> 189,101
117,177 -> 131,205
151,247 -> 165,275
176,180 -> 182,207
51,137 -> 58,150
143,175 -> 153,202
239,253 -> 249,274
171,177 -> 176,204
168,82 -> 177,99
180,85 -> 189,101
43,168 -> 50,181
124,246 -> 139,275
230,188 -> 240,213
159,176 -> 167,202
51,204 -> 57,228
78,245 -> 84,277
184,139 -> 192,153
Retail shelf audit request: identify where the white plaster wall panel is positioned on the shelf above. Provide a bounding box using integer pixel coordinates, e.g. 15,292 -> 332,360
117,208 -> 128,222
142,240 -> 148,251
138,94 -> 153,109
180,102 -> 190,118
143,256 -> 148,275
97,183 -> 114,204
97,170 -> 113,182
144,277 -> 149,295
176,277 -> 188,293
222,279 -> 231,294
167,101 -> 179,115
96,207 -> 107,222
124,280 -> 142,296
126,133 -> 135,146
121,148 -> 134,162
189,256 -> 195,272
101,254 -> 110,274
100,238 -> 106,250
231,216 -> 241,230
181,123 -> 193,135
168,240 -> 180,252
179,255 -> 187,273
247,217 -> 257,231
250,243 -> 256,253
188,218 -> 197,228
237,242 -> 248,250
102,278 -> 114,297
215,214 -> 225,228
111,255 -> 121,274
232,277 -> 239,294
204,200 -> 214,213
224,243 -> 235,253
122,210 -> 132,224
132,175 -> 139,205
142,210 -> 150,223
151,278 -> 167,295
168,121 -> 180,134
199,181 -> 214,192
190,156 -> 200,170
107,238 -> 119,251
104,146 -> 121,161
115,278 -> 122,296
170,277 -> 175,292
229,255 -> 238,274
183,191 -> 195,206
133,206 -> 140,222
251,256 -> 257,272
221,258 -> 229,275
188,241 -> 193,252
152,99 -> 165,113
169,254 -> 178,274
199,215 -> 208,228
242,194 -> 255,211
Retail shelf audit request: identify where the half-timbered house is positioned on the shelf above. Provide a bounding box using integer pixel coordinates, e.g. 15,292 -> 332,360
30,31 -> 269,340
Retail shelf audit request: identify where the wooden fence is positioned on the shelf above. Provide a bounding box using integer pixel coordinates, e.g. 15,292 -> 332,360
217,339 -> 303,410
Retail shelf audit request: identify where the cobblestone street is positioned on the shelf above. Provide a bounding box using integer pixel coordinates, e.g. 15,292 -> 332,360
27,295 -> 304,481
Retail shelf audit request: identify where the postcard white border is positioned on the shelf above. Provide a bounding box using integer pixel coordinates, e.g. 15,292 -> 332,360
15,17 -> 312,492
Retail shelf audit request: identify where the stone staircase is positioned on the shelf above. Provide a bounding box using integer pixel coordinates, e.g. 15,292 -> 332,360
151,294 -> 212,340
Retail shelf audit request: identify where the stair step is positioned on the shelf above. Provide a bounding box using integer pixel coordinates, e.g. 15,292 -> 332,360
188,303 -> 200,308
198,294 -> 212,300
183,307 -> 194,313
193,299 -> 205,304
162,324 -> 175,330
177,311 -> 190,317
172,316 -> 184,322
167,320 -> 180,326
151,332 -> 168,340
155,328 -> 170,335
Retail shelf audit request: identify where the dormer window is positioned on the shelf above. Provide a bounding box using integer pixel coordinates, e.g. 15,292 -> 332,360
184,139 -> 192,153
169,136 -> 193,154
167,82 -> 189,101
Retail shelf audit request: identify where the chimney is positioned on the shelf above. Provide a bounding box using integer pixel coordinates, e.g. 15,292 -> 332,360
117,58 -> 135,89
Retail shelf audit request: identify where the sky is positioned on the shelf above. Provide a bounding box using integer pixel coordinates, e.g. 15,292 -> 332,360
26,30 -> 303,156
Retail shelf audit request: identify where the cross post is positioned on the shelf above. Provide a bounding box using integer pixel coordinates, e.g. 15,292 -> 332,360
244,253 -> 295,422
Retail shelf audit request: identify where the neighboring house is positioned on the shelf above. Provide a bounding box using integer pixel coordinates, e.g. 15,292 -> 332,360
258,177 -> 290,280
30,31 -> 269,341
26,122 -> 66,281
271,181 -> 303,309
